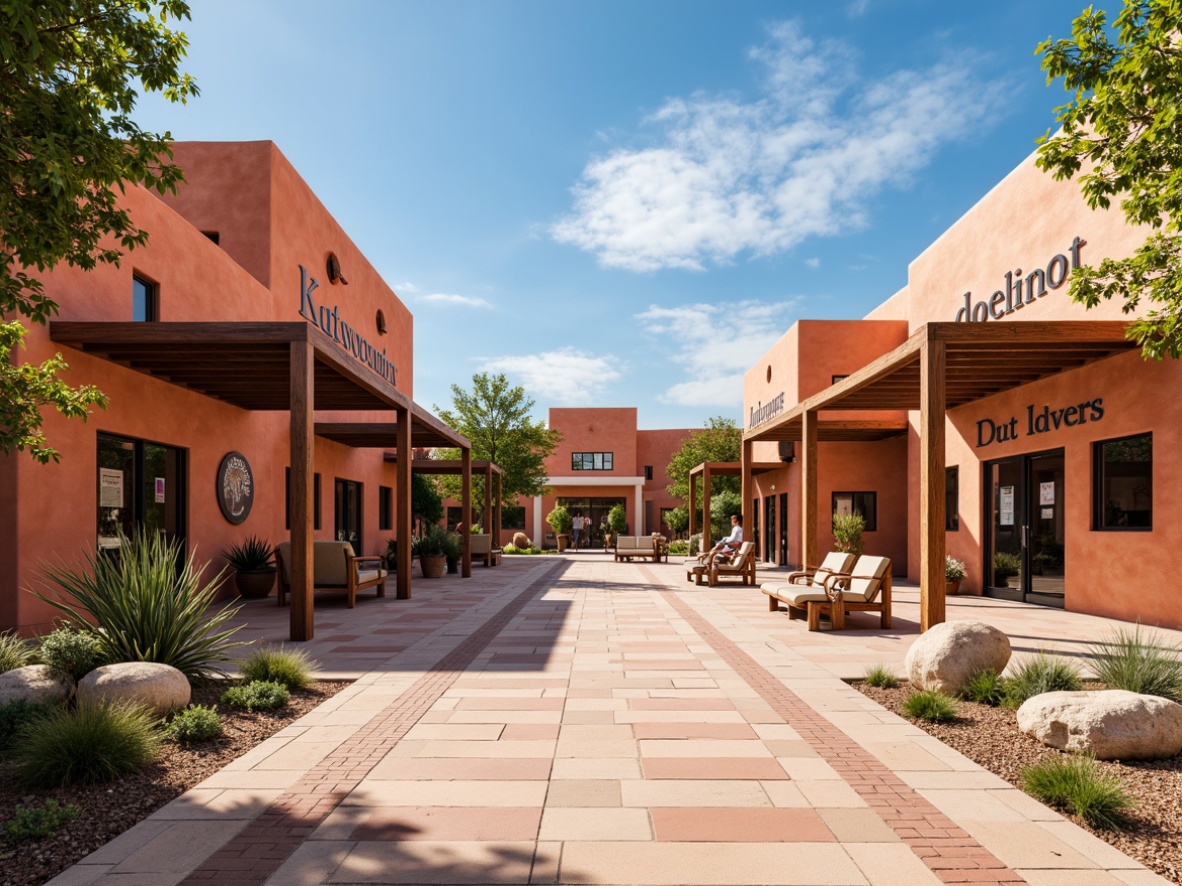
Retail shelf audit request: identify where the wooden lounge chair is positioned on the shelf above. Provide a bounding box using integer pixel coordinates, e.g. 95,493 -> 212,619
761,551 -> 856,614
707,541 -> 756,587
275,540 -> 387,609
470,533 -> 501,567
766,554 -> 892,631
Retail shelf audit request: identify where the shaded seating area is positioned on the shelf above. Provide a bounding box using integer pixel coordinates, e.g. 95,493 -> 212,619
761,551 -> 855,614
764,554 -> 892,630
707,541 -> 756,587
275,541 -> 387,609
614,535 -> 659,562
470,533 -> 501,567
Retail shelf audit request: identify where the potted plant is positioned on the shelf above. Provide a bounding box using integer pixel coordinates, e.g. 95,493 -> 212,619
608,504 -> 628,547
224,535 -> 277,599
992,551 -> 1022,588
444,531 -> 463,574
832,512 -> 866,557
945,555 -> 967,595
546,506 -> 573,552
384,538 -> 398,571
412,525 -> 449,579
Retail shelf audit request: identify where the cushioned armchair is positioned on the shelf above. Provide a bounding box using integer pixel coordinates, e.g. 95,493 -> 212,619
275,540 -> 387,609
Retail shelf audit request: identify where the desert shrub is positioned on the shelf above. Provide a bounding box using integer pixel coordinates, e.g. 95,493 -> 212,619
221,680 -> 290,711
38,625 -> 103,683
36,529 -> 245,680
4,800 -> 79,841
863,664 -> 898,689
13,700 -> 161,787
688,533 -> 702,556
668,540 -> 689,555
1022,754 -> 1134,829
502,544 -> 541,555
1088,625 -> 1182,703
1004,653 -> 1082,708
241,645 -> 314,690
166,705 -> 222,744
960,668 -> 1006,706
901,690 -> 959,722
0,699 -> 54,751
832,512 -> 866,557
0,630 -> 36,674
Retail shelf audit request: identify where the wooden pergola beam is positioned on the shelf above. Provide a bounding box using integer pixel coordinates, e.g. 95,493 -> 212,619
396,410 -> 412,600
289,340 -> 315,641
801,409 -> 818,573
462,448 -> 472,578
919,336 -> 946,631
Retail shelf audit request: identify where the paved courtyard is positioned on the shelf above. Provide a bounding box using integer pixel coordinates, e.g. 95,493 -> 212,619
49,554 -> 1178,886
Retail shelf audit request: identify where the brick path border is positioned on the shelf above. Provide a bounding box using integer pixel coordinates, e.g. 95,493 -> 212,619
644,567 -> 1025,885
181,559 -> 570,885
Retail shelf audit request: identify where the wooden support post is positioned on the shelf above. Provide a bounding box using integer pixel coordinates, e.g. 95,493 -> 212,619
801,410 -> 818,573
483,465 -> 492,538
494,473 -> 502,553
461,448 -> 472,578
395,408 -> 412,599
688,473 -> 697,540
741,440 -> 752,561
920,337 -> 947,631
702,465 -> 712,553
289,340 -> 314,642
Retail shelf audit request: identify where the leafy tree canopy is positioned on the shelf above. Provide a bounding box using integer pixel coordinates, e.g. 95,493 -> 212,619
1036,0 -> 1182,358
1,0 -> 198,461
665,416 -> 742,505
435,373 -> 561,514
411,472 -> 443,528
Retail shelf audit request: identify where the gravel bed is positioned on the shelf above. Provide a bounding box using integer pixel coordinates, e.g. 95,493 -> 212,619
0,680 -> 349,886
855,681 -> 1182,884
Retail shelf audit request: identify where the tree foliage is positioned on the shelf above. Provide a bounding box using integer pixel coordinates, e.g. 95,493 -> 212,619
411,472 -> 443,527
0,0 -> 198,461
1036,0 -> 1182,358
665,416 -> 742,507
435,373 -> 561,514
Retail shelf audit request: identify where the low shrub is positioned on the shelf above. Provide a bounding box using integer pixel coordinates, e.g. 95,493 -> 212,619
1004,653 -> 1082,708
502,544 -> 539,555
668,541 -> 689,556
901,690 -> 959,722
166,705 -> 222,744
960,668 -> 1006,706
1089,625 -> 1182,703
1022,754 -> 1134,829
0,630 -> 35,674
38,625 -> 103,684
4,800 -> 79,841
221,680 -> 290,712
0,699 -> 54,751
863,664 -> 899,689
241,645 -> 314,690
13,700 -> 161,787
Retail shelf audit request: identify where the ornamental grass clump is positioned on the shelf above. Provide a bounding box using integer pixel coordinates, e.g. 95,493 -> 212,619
901,690 -> 959,722
1089,625 -> 1182,703
38,624 -> 103,684
221,680 -> 289,712
166,705 -> 222,744
960,668 -> 1007,706
13,700 -> 161,787
1022,754 -> 1134,830
241,645 -> 314,690
36,529 -> 245,681
1004,652 -> 1082,709
0,630 -> 35,674
863,664 -> 899,689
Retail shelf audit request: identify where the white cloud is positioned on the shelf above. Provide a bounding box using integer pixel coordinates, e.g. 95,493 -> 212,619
393,281 -> 418,293
846,0 -> 870,17
805,257 -> 821,269
552,21 -> 1006,272
420,293 -> 492,309
479,347 -> 622,403
637,299 -> 800,406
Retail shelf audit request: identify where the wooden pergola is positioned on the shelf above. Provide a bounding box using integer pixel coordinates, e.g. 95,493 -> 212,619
687,461 -> 782,552
742,321 -> 1137,632
51,321 -> 470,641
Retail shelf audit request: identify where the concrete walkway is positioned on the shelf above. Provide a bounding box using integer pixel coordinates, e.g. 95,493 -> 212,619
48,554 -> 1176,886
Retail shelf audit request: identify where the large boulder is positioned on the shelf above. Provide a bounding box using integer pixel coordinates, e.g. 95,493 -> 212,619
1017,690 -> 1182,760
512,532 -> 530,550
0,665 -> 70,706
904,619 -> 1011,694
77,662 -> 190,717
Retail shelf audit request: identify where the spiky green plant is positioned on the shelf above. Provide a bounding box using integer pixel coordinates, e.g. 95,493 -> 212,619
223,535 -> 275,572
1089,625 -> 1182,703
960,668 -> 1006,706
1004,653 -> 1082,709
1022,754 -> 1134,830
35,529 -> 245,680
901,690 -> 959,722
0,630 -> 35,674
863,664 -> 899,689
240,645 -> 314,690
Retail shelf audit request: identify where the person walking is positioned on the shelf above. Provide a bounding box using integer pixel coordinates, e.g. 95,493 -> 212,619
572,513 -> 583,551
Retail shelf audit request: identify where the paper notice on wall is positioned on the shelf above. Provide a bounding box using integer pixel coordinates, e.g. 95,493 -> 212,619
155,477 -> 166,504
1040,481 -> 1055,506
999,486 -> 1015,526
1041,507 -> 1054,519
100,468 -> 123,508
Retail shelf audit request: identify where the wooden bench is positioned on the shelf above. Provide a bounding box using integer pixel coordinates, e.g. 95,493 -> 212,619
614,535 -> 659,562
275,541 -> 387,609
708,541 -> 756,587
470,533 -> 502,567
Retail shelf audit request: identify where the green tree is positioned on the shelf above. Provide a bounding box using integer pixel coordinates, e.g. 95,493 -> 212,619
665,417 -> 742,524
1036,0 -> 1182,358
663,504 -> 689,537
411,472 -> 443,527
709,489 -> 743,541
435,373 -> 561,516
1,0 -> 198,462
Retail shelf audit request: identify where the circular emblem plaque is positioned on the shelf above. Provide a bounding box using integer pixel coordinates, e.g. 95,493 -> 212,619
216,451 -> 254,525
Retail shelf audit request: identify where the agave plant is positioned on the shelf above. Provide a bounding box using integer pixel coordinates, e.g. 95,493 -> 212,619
223,535 -> 275,573
35,530 -> 246,680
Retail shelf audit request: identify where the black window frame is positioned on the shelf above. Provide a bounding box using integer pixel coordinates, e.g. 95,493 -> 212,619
831,491 -> 877,532
378,485 -> 393,531
945,466 -> 959,531
644,465 -> 653,481
571,452 -> 614,471
132,273 -> 159,322
284,468 -> 322,530
1093,432 -> 1152,531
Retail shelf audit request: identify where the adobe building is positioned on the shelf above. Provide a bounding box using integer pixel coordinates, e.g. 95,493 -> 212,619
0,141 -> 470,640
741,145 -> 1177,630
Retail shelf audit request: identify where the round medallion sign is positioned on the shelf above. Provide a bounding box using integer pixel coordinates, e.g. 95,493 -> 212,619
216,451 -> 254,525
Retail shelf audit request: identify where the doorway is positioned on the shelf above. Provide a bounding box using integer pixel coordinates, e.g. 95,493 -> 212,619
97,433 -> 187,554
985,448 -> 1065,607
779,493 -> 788,566
763,496 -> 775,563
334,478 -> 362,549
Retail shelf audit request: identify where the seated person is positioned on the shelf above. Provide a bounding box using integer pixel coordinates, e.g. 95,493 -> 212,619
701,514 -> 743,564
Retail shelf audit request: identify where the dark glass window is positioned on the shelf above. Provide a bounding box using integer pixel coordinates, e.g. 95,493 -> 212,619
501,505 -> 525,530
946,467 -> 959,531
284,469 -> 321,530
97,433 -> 186,553
832,491 -> 877,532
447,506 -> 465,530
1094,433 -> 1152,530
832,375 -> 848,384
202,231 -> 220,245
132,274 -> 157,321
644,465 -> 653,481
378,485 -> 392,531
334,478 -> 362,548
571,452 -> 613,471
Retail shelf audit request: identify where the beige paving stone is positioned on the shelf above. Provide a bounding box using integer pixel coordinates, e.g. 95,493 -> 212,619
402,723 -> 505,740
777,757 -> 844,780
989,788 -> 1067,821
793,780 -> 869,809
897,769 -> 1012,791
529,841 -> 563,885
110,820 -> 247,874
1112,871 -> 1177,885
1038,820 -> 1152,869
763,739 -> 822,757
752,723 -> 804,741
289,724 -> 363,744
1015,872 -> 1151,886
816,808 -> 901,843
539,806 -> 653,840
918,788 -> 1031,822
760,780 -> 811,807
843,842 -> 942,886
621,779 -> 771,807
251,740 -> 343,771
263,840 -> 352,886
415,739 -> 556,757
218,734 -> 297,771
555,737 -> 640,758
194,769 -> 305,790
551,757 -> 643,779
446,710 -> 560,724
561,710 -> 617,724
862,741 -> 955,771
154,788 -> 282,820
638,738 -> 772,758
328,840 -> 539,884
87,874 -> 186,885
614,710 -> 746,723
343,779 -> 548,807
42,865 -> 112,886
963,820 -> 1100,869
544,779 -> 622,807
556,841 -> 868,885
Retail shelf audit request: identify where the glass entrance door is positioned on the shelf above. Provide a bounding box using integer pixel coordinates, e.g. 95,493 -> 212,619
334,478 -> 362,549
779,493 -> 788,566
97,433 -> 186,555
985,448 -> 1065,608
763,496 -> 775,563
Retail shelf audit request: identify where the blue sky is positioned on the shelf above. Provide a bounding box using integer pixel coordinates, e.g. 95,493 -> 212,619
135,0 -> 1097,429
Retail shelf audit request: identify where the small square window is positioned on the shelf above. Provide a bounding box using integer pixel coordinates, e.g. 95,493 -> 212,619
644,465 -> 653,481
378,485 -> 393,531
132,274 -> 158,322
1094,433 -> 1152,530
945,467 -> 959,531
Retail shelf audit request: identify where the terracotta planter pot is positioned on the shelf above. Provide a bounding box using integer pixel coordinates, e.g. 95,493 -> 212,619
235,569 -> 276,599
420,555 -> 446,579
945,579 -> 962,596
556,534 -> 570,552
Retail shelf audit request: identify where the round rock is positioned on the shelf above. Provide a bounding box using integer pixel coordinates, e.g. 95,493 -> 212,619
1017,690 -> 1182,760
512,532 -> 530,550
77,662 -> 190,717
0,665 -> 70,706
904,619 -> 1011,694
